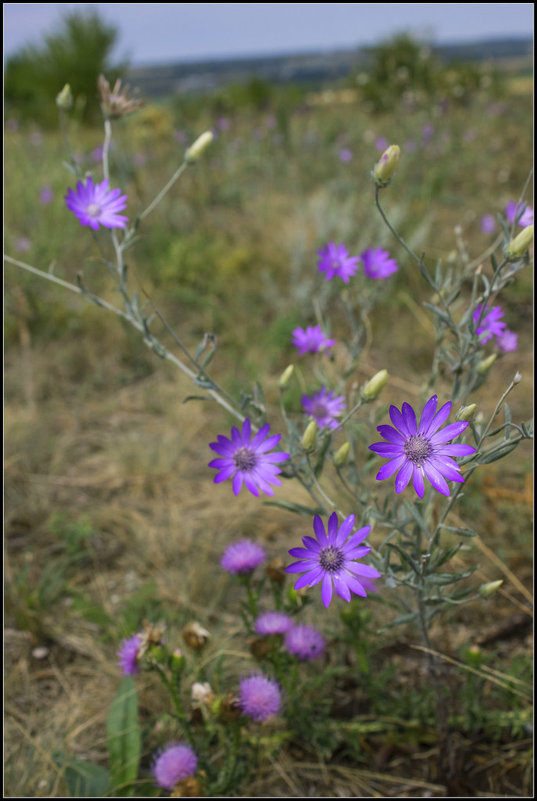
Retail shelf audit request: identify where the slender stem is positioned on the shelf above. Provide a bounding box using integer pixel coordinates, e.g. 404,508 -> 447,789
375,187 -> 420,266
102,118 -> 113,183
138,161 -> 189,222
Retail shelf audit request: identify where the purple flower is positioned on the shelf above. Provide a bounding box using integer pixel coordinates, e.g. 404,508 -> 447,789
339,147 -> 353,163
221,539 -> 266,574
117,633 -> 142,676
291,325 -> 336,355
239,673 -> 281,721
422,123 -> 435,141
496,329 -> 518,352
301,387 -> 346,430
375,136 -> 388,151
92,145 -> 104,163
480,214 -> 496,235
360,247 -> 399,279
152,742 -> 198,790
15,237 -> 31,253
317,242 -> 360,283
209,418 -> 289,497
65,176 -> 128,231
255,611 -> 294,635
369,395 -> 476,498
505,201 -> 533,228
284,624 -> 326,660
473,304 -> 506,344
39,186 -> 53,205
286,512 -> 381,608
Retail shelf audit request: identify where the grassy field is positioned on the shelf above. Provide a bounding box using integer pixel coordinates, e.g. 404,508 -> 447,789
4,72 -> 533,797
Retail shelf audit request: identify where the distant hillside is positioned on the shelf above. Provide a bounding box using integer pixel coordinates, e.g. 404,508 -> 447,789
127,36 -> 533,99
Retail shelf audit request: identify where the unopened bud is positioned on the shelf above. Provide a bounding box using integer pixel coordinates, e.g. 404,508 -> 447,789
476,353 -> 497,374
302,419 -> 318,451
456,403 -> 477,422
372,145 -> 400,187
185,131 -> 214,163
463,644 -> 483,667
513,371 -> 522,384
171,649 -> 186,675
506,224 -> 533,259
278,364 -> 295,389
56,83 -> 73,110
333,441 -> 351,466
182,621 -> 210,650
362,369 -> 389,401
479,579 -> 503,598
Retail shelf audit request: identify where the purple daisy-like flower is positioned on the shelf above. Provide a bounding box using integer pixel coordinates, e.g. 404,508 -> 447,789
480,214 -> 496,235
152,742 -> 198,790
255,611 -> 294,635
505,201 -> 533,228
221,539 -> 266,574
360,247 -> 399,279
369,395 -> 476,498
239,673 -> 281,721
117,633 -> 142,676
209,418 -> 289,497
284,624 -> 326,660
473,304 -> 507,344
286,512 -> 381,608
317,242 -> 360,283
496,329 -> 518,352
301,387 -> 346,430
291,325 -> 336,355
65,176 -> 128,231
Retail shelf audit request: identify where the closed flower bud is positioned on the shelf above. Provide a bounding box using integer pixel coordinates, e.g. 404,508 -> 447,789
372,145 -> 400,187
56,83 -> 73,110
333,441 -> 351,466
479,579 -> 503,598
476,353 -> 497,374
456,403 -> 477,422
182,622 -> 210,650
185,131 -> 214,163
362,369 -> 389,401
171,649 -> 186,675
463,644 -> 483,667
302,420 -> 318,451
278,364 -> 295,389
506,224 -> 533,259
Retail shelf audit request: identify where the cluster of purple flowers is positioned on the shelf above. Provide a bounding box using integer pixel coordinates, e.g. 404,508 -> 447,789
254,610 -> 326,661
316,242 -> 400,283
473,304 -> 517,352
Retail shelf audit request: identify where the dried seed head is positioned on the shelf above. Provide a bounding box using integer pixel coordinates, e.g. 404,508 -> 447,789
98,74 -> 143,119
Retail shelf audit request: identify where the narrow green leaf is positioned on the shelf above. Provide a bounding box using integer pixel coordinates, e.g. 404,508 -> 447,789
107,677 -> 141,796
263,499 -> 324,517
54,752 -> 109,798
478,440 -> 520,463
437,524 -> 477,537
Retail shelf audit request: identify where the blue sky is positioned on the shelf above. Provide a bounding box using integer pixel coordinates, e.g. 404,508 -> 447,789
3,3 -> 534,65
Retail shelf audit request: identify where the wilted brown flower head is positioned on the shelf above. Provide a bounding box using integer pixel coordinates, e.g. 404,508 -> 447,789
170,775 -> 204,797
182,621 -> 210,650
265,556 -> 286,584
98,74 -> 143,119
137,620 -> 165,657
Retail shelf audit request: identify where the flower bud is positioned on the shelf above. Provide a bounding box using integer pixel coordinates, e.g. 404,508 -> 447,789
56,83 -> 73,110
362,369 -> 389,401
185,131 -> 214,163
333,441 -> 351,466
171,648 -> 186,675
479,579 -> 503,598
456,403 -> 477,422
513,371 -> 522,384
372,145 -> 400,187
463,644 -> 483,668
476,353 -> 497,374
302,420 -> 318,451
182,621 -> 210,650
505,224 -> 533,259
266,556 -> 286,584
278,364 -> 295,389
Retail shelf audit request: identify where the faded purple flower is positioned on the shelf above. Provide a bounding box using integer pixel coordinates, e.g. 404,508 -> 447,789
284,624 -> 326,660
117,633 -> 142,676
369,395 -> 476,498
209,418 -> 289,497
152,742 -> 198,790
291,325 -> 336,355
375,136 -> 388,151
339,147 -> 353,163
39,186 -> 53,205
65,176 -> 128,230
92,145 -> 104,163
317,242 -> 360,283
301,387 -> 346,430
480,214 -> 496,235
221,539 -> 266,574
239,673 -> 281,721
404,140 -> 417,153
255,611 -> 294,635
496,329 -> 518,352
286,512 -> 380,608
473,304 -> 506,344
360,247 -> 399,279
15,237 -> 31,253
505,201 -> 533,228
422,123 -> 435,141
